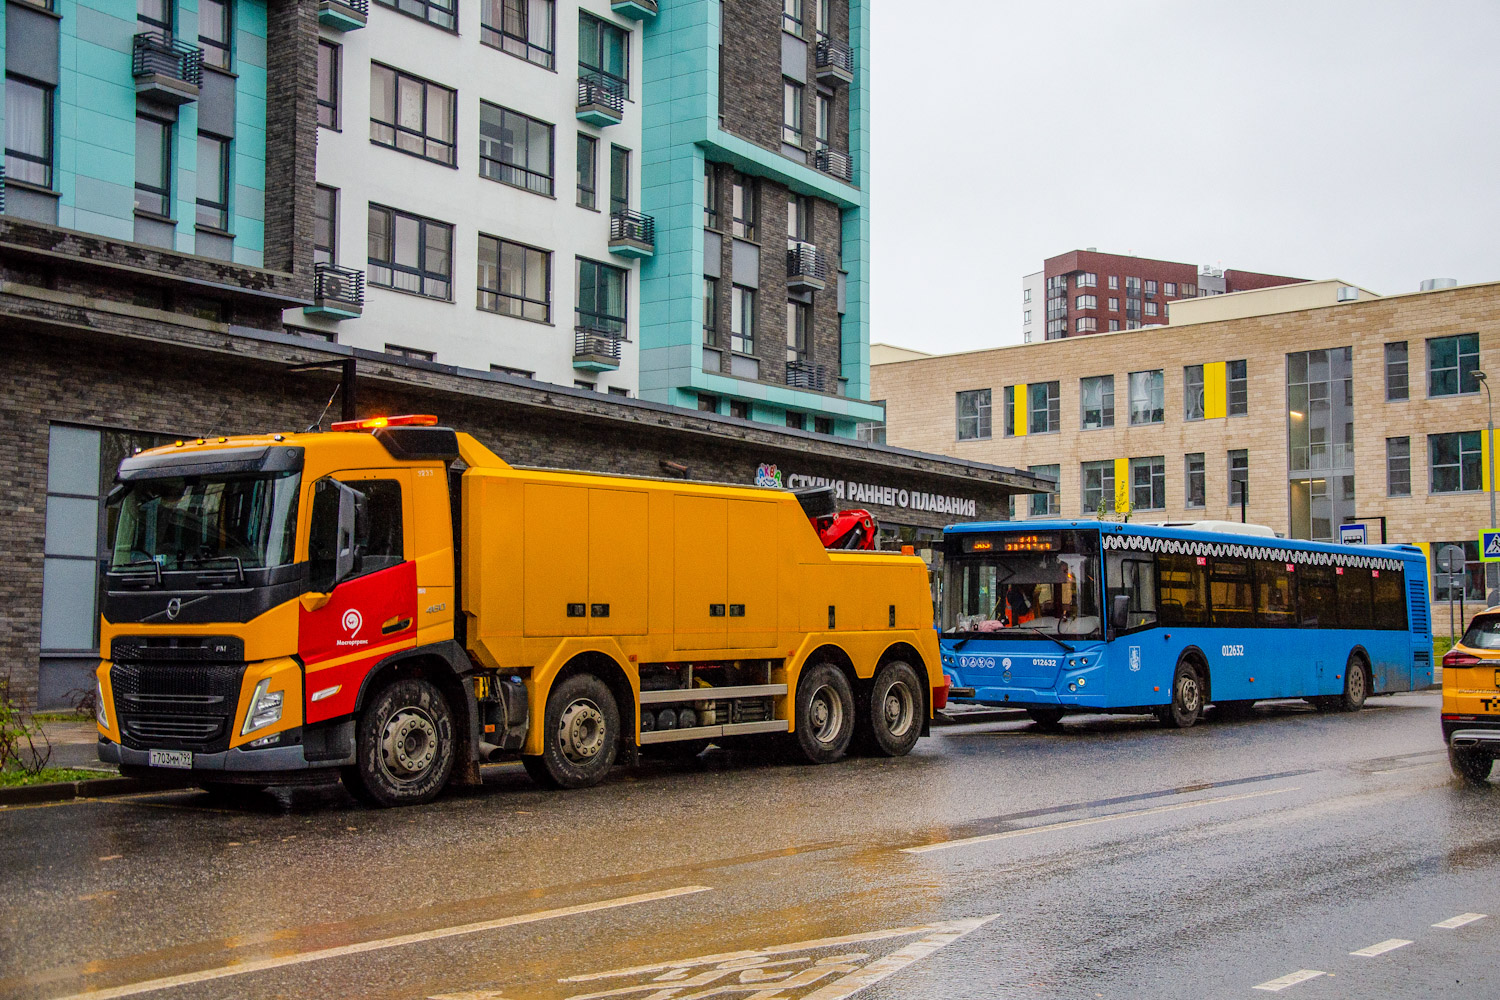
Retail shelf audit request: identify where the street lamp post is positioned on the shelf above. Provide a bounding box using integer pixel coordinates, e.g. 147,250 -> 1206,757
1475,370 -> 1496,601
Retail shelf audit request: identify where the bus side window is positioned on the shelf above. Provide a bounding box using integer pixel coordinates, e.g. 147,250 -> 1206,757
1157,552 -> 1207,626
1337,567 -> 1374,629
1371,568 -> 1406,630
1299,564 -> 1336,627
1210,558 -> 1255,628
1254,560 -> 1298,628
1107,552 -> 1157,630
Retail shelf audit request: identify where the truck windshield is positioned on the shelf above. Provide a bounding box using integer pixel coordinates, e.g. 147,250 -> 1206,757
107,472 -> 302,571
942,529 -> 1103,640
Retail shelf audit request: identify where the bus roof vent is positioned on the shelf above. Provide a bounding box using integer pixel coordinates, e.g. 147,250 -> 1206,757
1154,520 -> 1278,537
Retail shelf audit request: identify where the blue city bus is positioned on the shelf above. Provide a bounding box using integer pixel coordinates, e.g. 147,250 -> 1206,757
937,520 -> 1433,727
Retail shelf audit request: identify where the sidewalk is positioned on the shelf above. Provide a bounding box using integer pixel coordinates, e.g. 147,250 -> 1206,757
29,718 -> 112,772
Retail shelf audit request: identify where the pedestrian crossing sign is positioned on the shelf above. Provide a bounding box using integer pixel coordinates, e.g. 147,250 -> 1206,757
1482,531 -> 1500,562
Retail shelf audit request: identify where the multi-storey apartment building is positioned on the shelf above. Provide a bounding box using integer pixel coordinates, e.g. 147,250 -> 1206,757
1028,249 -> 1305,341
876,280 -> 1500,620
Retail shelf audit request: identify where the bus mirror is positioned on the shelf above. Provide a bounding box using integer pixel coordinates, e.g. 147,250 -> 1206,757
1111,594 -> 1129,630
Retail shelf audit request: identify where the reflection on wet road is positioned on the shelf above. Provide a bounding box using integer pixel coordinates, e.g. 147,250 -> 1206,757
2,692 -> 1496,999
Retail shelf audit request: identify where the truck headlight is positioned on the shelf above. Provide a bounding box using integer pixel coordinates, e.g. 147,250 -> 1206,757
241,679 -> 284,735
96,676 -> 109,731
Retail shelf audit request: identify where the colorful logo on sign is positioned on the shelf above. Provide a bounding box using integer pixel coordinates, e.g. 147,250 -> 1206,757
755,463 -> 784,488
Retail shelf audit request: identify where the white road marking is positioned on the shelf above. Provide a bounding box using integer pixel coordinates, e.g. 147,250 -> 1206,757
45,885 -> 712,1000
903,786 -> 1298,854
1433,912 -> 1487,929
1253,970 -> 1326,992
559,916 -> 999,1000
1350,938 -> 1412,957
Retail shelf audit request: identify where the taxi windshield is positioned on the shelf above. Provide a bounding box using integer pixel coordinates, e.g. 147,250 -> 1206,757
941,529 -> 1102,640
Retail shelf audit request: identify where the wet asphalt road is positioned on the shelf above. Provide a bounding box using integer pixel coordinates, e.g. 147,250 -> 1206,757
1,691 -> 1496,1000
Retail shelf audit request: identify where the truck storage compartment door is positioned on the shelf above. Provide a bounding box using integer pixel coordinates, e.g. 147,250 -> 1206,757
674,495 -> 728,649
589,488 -> 648,635
523,483 -> 589,637
726,499 -> 779,647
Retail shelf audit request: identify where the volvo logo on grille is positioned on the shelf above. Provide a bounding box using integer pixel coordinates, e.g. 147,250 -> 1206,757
165,598 -> 182,621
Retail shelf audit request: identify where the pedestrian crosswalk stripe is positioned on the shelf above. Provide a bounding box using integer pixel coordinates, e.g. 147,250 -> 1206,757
1253,970 -> 1325,991
1433,912 -> 1486,929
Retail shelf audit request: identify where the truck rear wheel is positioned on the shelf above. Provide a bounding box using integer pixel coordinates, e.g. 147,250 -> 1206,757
522,673 -> 619,789
862,661 -> 923,757
342,676 -> 456,808
791,664 -> 855,764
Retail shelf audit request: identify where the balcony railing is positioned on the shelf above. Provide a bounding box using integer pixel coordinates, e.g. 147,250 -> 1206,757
608,210 -> 655,258
814,38 -> 854,86
574,326 -> 623,370
577,73 -> 625,126
786,360 -> 828,391
787,243 -> 829,291
308,262 -> 364,318
814,147 -> 853,182
132,31 -> 202,105
318,0 -> 369,29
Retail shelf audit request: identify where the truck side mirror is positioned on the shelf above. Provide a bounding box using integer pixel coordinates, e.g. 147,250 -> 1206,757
335,483 -> 359,585
1111,593 -> 1130,630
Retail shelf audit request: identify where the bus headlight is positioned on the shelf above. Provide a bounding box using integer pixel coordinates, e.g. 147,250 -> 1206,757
241,679 -> 284,735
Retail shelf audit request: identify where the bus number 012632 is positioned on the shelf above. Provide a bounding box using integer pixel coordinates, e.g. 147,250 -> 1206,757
1221,644 -> 1245,657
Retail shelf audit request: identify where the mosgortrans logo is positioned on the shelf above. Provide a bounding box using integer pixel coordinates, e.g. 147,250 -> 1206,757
336,608 -> 368,647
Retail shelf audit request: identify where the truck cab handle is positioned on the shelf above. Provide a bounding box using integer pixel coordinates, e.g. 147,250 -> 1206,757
382,616 -> 412,635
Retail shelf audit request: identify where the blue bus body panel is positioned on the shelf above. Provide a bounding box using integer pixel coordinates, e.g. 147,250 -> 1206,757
940,520 -> 1432,711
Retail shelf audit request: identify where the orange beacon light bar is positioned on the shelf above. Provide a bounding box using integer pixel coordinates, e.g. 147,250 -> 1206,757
330,414 -> 439,432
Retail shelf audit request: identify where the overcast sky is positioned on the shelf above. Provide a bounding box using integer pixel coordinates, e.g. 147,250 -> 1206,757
868,0 -> 1500,355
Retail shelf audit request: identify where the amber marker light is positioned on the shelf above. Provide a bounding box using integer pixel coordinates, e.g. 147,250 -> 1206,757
330,414 -> 440,432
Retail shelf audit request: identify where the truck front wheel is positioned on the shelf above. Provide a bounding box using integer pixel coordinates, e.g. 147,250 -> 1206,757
522,673 -> 620,790
342,676 -> 456,808
791,664 -> 855,764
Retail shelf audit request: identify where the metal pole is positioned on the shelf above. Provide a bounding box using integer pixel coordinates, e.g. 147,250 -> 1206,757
341,358 -> 358,422
1239,481 -> 1247,523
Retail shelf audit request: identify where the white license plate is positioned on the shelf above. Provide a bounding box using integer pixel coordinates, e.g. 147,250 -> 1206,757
148,749 -> 193,769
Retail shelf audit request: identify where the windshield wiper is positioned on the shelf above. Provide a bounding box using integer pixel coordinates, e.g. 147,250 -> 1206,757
1023,627 -> 1074,653
193,554 -> 246,585
113,558 -> 162,586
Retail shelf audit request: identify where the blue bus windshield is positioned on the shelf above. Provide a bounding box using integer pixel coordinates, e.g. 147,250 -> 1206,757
942,528 -> 1103,640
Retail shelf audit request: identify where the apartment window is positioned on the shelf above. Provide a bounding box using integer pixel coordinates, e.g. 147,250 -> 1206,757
703,278 -> 719,345
1433,540 -> 1485,601
1030,381 -> 1060,434
1023,288 -> 1031,304
698,393 -> 720,413
856,421 -> 885,444
313,186 -> 337,265
478,235 -> 551,322
731,285 -> 756,353
1386,437 -> 1411,497
5,75 -> 53,188
1124,276 -> 1141,295
1002,386 -> 1018,437
609,145 -> 630,214
386,344 -> 435,361
198,0 -> 231,70
1145,301 -> 1159,317
376,0 -> 456,31
1428,333 -> 1480,397
1164,282 -> 1177,296
731,173 -> 757,241
1385,342 -> 1409,401
1081,460 -> 1115,514
809,416 -> 831,435
1128,369 -> 1164,425
1227,359 -> 1248,415
1075,294 -> 1096,310
730,400 -> 750,420
956,389 -> 991,441
1023,309 -> 1031,324
1228,449 -> 1249,504
482,0 -> 555,69
1130,457 -> 1165,510
787,412 -> 805,430
478,103 -> 552,195
1108,275 -> 1119,290
783,79 -> 803,145
1430,431 -> 1482,493
783,0 -> 803,35
576,257 -> 628,337
1145,279 -> 1157,295
786,300 -> 809,360
1108,297 -> 1118,312
1184,365 -> 1205,420
787,193 -> 810,244
576,134 -> 597,209
1080,375 -> 1114,430
608,387 -> 630,398
575,380 -> 596,391
1075,317 -> 1096,333
815,89 -> 832,150
1182,283 -> 1197,296
317,41 -> 341,129
1028,465 -> 1060,516
1108,320 -> 1120,332
370,64 -> 456,167
704,163 -> 719,228
579,13 -> 629,90
1185,453 -> 1205,508
815,0 -> 831,37
137,0 -> 171,29
134,114 -> 172,216
1076,272 -> 1097,288
195,134 -> 230,231
492,365 -> 535,379
368,204 -> 453,299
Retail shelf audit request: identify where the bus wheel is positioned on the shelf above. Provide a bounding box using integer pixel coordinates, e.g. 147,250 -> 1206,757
1337,654 -> 1368,712
1158,661 -> 1204,728
792,664 -> 855,764
863,661 -> 923,757
1450,746 -> 1494,784
1026,708 -> 1066,729
523,673 -> 620,790
343,677 -> 456,808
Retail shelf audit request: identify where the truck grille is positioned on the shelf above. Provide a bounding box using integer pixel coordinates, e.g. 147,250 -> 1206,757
111,660 -> 244,752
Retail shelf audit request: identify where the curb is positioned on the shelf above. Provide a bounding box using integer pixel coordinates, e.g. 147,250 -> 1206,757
0,774 -> 186,807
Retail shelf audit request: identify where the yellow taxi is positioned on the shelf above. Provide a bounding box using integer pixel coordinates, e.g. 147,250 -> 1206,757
1442,608 -> 1500,783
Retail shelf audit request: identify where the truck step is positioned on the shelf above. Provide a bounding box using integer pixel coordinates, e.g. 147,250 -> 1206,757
639,719 -> 789,744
